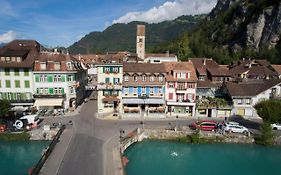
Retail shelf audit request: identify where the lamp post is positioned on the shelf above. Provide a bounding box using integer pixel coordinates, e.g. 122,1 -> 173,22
139,94 -> 148,129
119,128 -> 125,152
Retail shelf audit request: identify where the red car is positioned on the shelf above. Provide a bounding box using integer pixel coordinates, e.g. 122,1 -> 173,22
189,120 -> 217,131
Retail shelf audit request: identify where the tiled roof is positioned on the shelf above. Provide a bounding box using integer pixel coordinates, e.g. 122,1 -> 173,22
197,80 -> 221,88
163,61 -> 198,82
123,63 -> 165,73
190,58 -> 231,77
229,59 -> 277,78
0,40 -> 40,68
225,80 -> 281,97
272,65 -> 281,74
145,53 -> 176,58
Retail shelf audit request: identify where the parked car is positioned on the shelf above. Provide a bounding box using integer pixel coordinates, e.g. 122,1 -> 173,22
223,124 -> 249,134
189,120 -> 217,131
271,123 -> 281,130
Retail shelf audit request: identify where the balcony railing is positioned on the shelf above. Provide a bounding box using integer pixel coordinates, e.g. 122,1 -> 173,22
97,83 -> 122,90
33,94 -> 66,98
9,99 -> 34,104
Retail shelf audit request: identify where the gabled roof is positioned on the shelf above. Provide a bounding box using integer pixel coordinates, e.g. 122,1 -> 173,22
272,65 -> 281,74
225,80 -> 281,97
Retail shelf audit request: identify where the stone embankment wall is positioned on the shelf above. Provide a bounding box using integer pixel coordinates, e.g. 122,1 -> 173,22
143,129 -> 255,144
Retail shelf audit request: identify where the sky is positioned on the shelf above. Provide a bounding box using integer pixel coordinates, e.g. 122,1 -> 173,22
0,0 -> 217,47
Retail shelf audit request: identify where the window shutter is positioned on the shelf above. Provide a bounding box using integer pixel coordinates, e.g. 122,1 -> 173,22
47,75 -> 53,82
62,88 -> 64,94
61,75 -> 65,82
35,75 -> 39,82
49,88 -> 54,94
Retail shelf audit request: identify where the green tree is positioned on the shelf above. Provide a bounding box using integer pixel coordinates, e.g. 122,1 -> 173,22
0,100 -> 11,118
255,122 -> 274,146
254,99 -> 281,123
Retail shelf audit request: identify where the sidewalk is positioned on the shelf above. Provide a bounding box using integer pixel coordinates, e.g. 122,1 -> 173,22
39,128 -> 73,175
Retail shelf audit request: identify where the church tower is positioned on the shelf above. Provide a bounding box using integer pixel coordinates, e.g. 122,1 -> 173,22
136,25 -> 145,60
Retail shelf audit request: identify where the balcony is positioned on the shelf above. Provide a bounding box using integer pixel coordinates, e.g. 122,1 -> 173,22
10,99 -> 34,104
97,83 -> 122,90
33,94 -> 66,98
175,87 -> 187,93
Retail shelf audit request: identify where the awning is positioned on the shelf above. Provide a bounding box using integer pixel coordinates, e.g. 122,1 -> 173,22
10,106 -> 28,112
144,98 -> 165,104
123,98 -> 165,104
123,98 -> 144,104
102,97 -> 120,103
34,99 -> 63,107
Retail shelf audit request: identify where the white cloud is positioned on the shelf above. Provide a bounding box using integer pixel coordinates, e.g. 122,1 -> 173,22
113,0 -> 217,24
0,31 -> 17,43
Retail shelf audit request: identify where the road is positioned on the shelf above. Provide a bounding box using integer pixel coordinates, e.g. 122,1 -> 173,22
42,92 -> 263,175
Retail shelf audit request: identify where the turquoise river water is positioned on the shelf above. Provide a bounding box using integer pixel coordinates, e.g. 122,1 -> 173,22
124,140 -> 281,175
0,141 -> 49,175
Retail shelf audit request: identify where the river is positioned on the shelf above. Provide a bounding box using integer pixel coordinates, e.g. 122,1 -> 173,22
0,141 -> 49,175
124,140 -> 281,175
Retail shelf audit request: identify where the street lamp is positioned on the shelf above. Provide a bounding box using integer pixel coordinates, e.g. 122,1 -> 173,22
139,94 -> 148,129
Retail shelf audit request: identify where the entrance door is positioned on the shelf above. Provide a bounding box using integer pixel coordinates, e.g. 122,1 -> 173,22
114,101 -> 118,109
141,104 -> 145,111
208,109 -> 212,117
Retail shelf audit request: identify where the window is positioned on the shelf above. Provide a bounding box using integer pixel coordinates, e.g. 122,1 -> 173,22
24,80 -> 30,88
159,75 -> 164,82
58,88 -> 63,94
24,69 -> 29,76
40,75 -> 47,82
150,87 -> 154,94
142,75 -> 146,81
112,67 -> 119,73
1,57 -> 4,61
113,78 -> 120,84
150,76 -> 154,82
54,62 -> 60,70
5,80 -> 11,88
168,82 -> 174,88
178,83 -> 185,90
169,93 -> 173,100
237,99 -> 242,105
68,75 -> 73,81
5,57 -> 10,62
40,62 -> 46,70
54,75 -> 62,82
188,94 -> 193,101
70,86 -> 74,94
15,80 -> 20,88
188,83 -> 193,89
67,62 -> 72,70
124,75 -> 129,81
16,57 -> 21,62
133,87 -> 137,94
133,75 -> 138,81
141,87 -> 145,94
4,68 -> 10,76
245,98 -> 251,105
159,87 -> 163,94
124,87 -> 129,94
139,38 -> 143,42
104,67 -> 110,73
14,68 -> 20,76
11,57 -> 16,62
105,77 -> 110,84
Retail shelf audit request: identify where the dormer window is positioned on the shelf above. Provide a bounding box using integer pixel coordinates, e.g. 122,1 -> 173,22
6,57 -> 10,62
1,57 -> 5,61
133,75 -> 138,81
124,75 -> 129,81
40,62 -> 46,70
67,62 -> 72,70
142,75 -> 146,81
11,57 -> 16,62
159,75 -> 164,82
150,75 -> 154,82
54,62 -> 61,70
177,72 -> 186,78
16,57 -> 21,62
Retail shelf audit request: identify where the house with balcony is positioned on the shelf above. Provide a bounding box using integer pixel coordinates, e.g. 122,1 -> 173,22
33,52 -> 86,111
96,63 -> 123,114
0,40 -> 40,112
223,79 -> 281,118
163,61 -> 197,117
122,63 -> 166,118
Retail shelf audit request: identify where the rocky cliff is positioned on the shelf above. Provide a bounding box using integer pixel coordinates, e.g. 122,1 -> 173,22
209,0 -> 281,52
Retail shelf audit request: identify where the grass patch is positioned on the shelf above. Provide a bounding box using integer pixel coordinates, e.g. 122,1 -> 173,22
0,132 -> 30,141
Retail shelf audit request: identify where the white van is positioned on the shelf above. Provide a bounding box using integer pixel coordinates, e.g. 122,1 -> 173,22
20,114 -> 40,125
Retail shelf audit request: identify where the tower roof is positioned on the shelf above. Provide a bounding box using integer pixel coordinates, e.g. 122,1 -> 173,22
137,25 -> 145,36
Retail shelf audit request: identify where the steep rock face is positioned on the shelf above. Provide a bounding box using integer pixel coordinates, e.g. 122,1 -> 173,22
209,0 -> 281,52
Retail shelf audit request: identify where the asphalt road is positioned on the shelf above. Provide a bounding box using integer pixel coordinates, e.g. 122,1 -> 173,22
47,92 -> 264,175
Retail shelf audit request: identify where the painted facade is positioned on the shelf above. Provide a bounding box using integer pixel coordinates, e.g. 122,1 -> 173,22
96,64 -> 123,114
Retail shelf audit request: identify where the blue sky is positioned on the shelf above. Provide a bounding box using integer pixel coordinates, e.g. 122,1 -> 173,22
0,0 -> 216,47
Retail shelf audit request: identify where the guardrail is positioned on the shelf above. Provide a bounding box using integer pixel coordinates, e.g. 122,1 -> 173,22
30,125 -> 66,175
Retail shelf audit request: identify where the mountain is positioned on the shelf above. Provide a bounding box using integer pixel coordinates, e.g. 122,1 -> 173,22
68,15 -> 205,54
157,0 -> 281,64
0,43 -> 4,48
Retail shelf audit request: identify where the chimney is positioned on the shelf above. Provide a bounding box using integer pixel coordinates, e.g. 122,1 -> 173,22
136,25 -> 145,60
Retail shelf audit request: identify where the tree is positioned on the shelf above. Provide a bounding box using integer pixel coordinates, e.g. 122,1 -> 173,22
255,122 -> 274,146
254,99 -> 281,123
0,100 -> 11,118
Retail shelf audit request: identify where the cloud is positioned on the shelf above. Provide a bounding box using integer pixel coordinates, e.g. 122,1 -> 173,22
113,0 -> 217,24
0,31 -> 17,43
